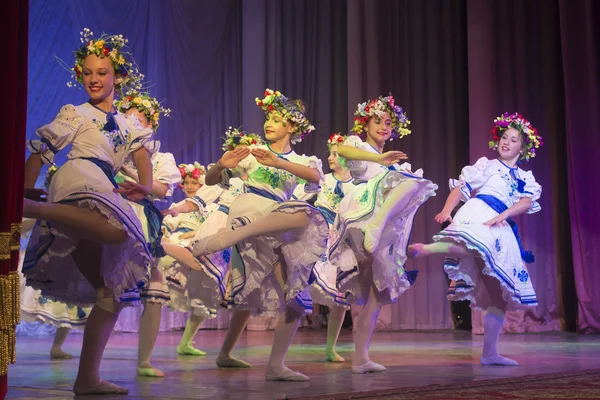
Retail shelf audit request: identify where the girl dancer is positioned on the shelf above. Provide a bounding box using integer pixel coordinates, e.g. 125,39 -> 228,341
114,90 -> 180,377
303,133 -> 356,362
190,89 -> 329,381
328,95 -> 437,373
161,162 -> 215,357
22,29 -> 152,395
161,128 -> 257,362
409,112 -> 543,366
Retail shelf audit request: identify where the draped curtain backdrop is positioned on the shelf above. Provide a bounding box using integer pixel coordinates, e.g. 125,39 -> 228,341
2,0 -> 28,392
23,0 -> 599,334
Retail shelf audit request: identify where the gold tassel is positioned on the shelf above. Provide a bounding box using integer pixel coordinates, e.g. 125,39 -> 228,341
10,222 -> 21,251
0,232 -> 10,260
0,271 -> 20,375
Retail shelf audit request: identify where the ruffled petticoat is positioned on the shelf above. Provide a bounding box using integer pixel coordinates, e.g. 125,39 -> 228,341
328,170 -> 437,305
161,210 -> 232,318
22,159 -> 151,306
224,193 -> 329,316
433,197 -> 537,310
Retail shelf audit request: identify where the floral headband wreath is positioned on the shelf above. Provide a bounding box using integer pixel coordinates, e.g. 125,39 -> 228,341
327,133 -> 347,149
255,89 -> 315,144
114,90 -> 172,131
222,126 -> 264,151
65,28 -> 143,92
178,162 -> 206,186
351,95 -> 411,140
489,112 -> 543,161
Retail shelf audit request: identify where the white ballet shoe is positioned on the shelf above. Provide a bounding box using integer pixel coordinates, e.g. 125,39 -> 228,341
265,366 -> 310,382
351,360 -> 387,374
480,354 -> 519,366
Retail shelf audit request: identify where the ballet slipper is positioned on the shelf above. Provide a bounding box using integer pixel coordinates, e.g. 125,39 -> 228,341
216,356 -> 252,368
325,350 -> 345,363
480,355 -> 519,366
176,344 -> 206,356
351,360 -> 386,374
265,366 -> 309,382
50,349 -> 73,359
136,364 -> 165,378
73,379 -> 128,395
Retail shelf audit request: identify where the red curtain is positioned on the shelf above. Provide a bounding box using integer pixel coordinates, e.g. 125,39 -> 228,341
0,0 -> 28,397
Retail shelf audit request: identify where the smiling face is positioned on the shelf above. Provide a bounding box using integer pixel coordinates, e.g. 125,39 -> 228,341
182,175 -> 201,197
364,112 -> 393,146
82,54 -> 118,104
497,127 -> 525,160
327,145 -> 345,173
263,111 -> 295,143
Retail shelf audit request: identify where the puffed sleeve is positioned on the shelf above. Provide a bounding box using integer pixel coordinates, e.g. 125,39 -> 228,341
124,113 -> 154,154
153,152 -> 181,200
514,169 -> 542,214
450,157 -> 491,202
186,185 -> 224,210
342,135 -> 369,179
296,155 -> 324,193
28,104 -> 84,165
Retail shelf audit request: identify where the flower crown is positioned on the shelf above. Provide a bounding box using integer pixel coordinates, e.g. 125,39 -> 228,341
67,28 -> 143,92
489,112 -> 543,161
178,162 -> 205,185
327,133 -> 347,149
351,95 -> 411,140
222,127 -> 264,151
255,89 -> 315,144
114,90 -> 171,131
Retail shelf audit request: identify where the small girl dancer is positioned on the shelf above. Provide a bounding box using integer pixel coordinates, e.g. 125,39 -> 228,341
114,90 -> 180,378
22,29 -> 153,395
409,112 -> 543,366
190,89 -> 329,381
161,162 -> 217,357
302,133 -> 356,362
328,95 -> 437,373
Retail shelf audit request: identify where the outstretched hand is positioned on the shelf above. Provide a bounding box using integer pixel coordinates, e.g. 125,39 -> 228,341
251,148 -> 280,167
378,150 -> 408,166
24,188 -> 48,202
218,147 -> 251,169
113,181 -> 149,202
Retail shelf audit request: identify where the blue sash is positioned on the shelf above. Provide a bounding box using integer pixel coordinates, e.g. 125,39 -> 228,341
317,206 -> 336,225
78,157 -> 165,258
138,199 -> 166,258
247,186 -> 284,202
78,157 -> 117,188
217,205 -> 230,215
475,194 -> 534,263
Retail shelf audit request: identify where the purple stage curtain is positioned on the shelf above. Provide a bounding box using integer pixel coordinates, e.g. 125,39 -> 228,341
558,0 -> 600,333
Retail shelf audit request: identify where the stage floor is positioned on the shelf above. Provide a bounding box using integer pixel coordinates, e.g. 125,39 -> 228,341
7,328 -> 600,399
